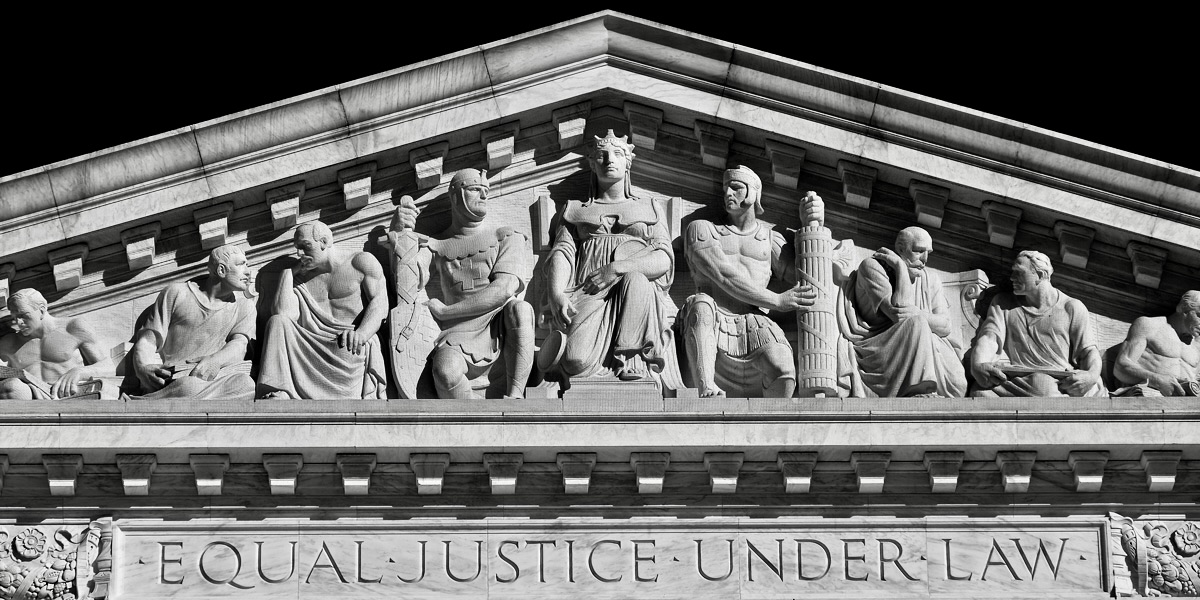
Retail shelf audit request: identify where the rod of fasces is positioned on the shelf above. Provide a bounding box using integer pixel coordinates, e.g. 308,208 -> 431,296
796,191 -> 838,397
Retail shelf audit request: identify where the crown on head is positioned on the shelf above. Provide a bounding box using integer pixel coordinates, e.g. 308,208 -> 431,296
592,129 -> 635,154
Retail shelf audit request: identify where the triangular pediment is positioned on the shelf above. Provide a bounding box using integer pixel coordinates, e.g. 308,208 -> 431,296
1,11 -> 1195,339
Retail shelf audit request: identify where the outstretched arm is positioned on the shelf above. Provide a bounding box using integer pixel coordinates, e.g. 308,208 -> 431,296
689,224 -> 813,312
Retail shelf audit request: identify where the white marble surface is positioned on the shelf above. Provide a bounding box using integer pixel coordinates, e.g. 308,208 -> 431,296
110,516 -> 1108,599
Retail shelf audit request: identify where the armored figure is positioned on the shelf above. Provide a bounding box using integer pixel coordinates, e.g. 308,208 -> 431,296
388,169 -> 535,399
259,221 -> 388,399
1113,290 -> 1200,396
539,130 -> 683,388
130,244 -> 257,401
970,250 -> 1102,397
847,227 -> 967,397
0,288 -> 110,399
681,166 -> 817,398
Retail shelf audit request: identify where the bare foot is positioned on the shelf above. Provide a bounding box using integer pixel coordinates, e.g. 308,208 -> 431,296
260,390 -> 291,399
698,384 -> 726,398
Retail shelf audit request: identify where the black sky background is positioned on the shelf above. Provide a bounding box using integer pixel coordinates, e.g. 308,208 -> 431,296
4,8 -> 1194,176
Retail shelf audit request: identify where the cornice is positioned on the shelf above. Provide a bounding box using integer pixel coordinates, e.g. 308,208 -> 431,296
1,12 -> 1196,274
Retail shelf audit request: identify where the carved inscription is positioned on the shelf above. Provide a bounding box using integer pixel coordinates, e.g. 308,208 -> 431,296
113,520 -> 1107,599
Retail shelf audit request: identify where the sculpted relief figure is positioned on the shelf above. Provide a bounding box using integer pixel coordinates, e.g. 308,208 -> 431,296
0,289 -> 110,399
130,245 -> 257,401
259,221 -> 388,399
969,250 -> 1102,397
1113,290 -> 1200,396
389,169 -> 535,399
847,227 -> 967,397
681,166 -> 817,397
539,131 -> 683,387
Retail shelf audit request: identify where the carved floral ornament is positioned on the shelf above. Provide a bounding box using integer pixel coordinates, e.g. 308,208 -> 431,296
0,523 -> 105,600
1113,512 -> 1200,597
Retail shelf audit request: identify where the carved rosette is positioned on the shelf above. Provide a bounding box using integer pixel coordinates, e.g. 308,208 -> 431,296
0,523 -> 104,600
1111,512 -> 1200,596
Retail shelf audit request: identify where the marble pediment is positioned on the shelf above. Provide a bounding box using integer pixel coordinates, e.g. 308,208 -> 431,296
0,11 -> 1195,371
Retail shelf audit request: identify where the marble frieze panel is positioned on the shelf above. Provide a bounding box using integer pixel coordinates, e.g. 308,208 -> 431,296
109,517 -> 1109,599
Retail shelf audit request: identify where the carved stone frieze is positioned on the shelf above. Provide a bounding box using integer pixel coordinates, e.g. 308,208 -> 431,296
0,520 -> 107,600
1112,512 -> 1200,596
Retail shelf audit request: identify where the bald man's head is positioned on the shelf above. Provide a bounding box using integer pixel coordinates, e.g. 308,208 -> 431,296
894,226 -> 933,270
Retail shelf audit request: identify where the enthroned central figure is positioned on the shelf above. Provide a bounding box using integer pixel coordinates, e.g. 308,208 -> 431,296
540,130 -> 682,387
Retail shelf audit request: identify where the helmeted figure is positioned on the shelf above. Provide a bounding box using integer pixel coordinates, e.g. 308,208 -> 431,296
388,168 -> 535,398
681,166 -> 817,398
539,130 -> 683,388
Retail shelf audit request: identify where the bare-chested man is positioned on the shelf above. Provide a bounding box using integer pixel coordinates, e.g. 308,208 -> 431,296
1113,290 -> 1200,396
258,221 -> 388,399
681,165 -> 817,398
0,288 -> 110,399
